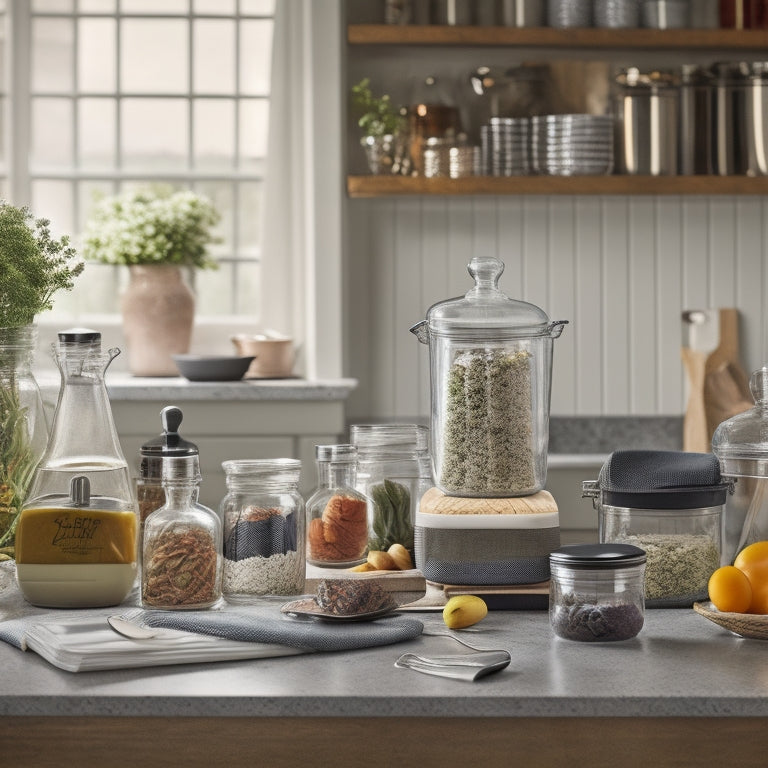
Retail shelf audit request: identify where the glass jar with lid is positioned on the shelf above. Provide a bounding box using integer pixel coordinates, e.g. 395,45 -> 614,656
137,405 -> 198,531
306,445 -> 368,567
142,453 -> 222,610
220,458 -> 305,600
411,257 -> 567,497
350,424 -> 431,558
712,367 -> 768,563
549,543 -> 646,642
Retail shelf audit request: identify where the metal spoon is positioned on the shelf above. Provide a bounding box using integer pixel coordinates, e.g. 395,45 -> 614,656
107,615 -> 163,640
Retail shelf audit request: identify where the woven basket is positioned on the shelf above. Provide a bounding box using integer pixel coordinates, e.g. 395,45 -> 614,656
693,601 -> 768,640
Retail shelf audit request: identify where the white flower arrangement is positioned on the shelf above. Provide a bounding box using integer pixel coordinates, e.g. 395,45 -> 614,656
81,186 -> 221,269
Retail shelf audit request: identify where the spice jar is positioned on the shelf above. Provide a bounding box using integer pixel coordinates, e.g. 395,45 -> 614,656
306,445 -> 368,567
137,405 -> 198,531
411,257 -> 567,497
220,458 -> 306,600
583,450 -> 727,607
549,543 -> 646,643
142,453 -> 222,609
350,424 -> 432,558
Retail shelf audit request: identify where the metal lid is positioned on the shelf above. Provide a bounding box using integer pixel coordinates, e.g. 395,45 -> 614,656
550,543 -> 646,569
411,257 -> 567,341
57,327 -> 101,344
712,367 -> 768,478
615,67 -> 679,90
140,406 -> 198,480
711,61 -> 768,82
594,450 -> 728,509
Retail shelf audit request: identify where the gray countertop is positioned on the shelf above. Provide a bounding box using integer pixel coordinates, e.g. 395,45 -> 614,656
0,602 -> 765,719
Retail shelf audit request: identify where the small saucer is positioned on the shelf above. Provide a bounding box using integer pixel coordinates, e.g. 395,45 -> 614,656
280,597 -> 397,623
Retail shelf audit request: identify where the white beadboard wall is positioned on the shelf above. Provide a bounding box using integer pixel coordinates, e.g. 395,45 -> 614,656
344,195 -> 768,422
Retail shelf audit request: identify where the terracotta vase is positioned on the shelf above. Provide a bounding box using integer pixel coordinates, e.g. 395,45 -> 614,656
121,265 -> 195,376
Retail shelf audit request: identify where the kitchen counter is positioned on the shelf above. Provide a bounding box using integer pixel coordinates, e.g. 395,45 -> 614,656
0,602 -> 766,767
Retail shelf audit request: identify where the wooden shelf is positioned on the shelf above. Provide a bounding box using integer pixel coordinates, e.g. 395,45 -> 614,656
347,175 -> 768,197
348,24 -> 768,50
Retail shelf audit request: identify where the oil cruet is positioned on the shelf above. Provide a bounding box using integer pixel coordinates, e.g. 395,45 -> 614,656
15,328 -> 138,607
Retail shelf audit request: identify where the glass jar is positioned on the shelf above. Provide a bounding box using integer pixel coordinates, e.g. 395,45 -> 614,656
0,324 -> 49,554
549,543 -> 646,643
220,458 -> 305,600
583,449 -> 726,606
137,405 -> 198,533
306,445 -> 368,567
712,367 -> 768,563
411,257 -> 567,497
18,328 -> 138,608
351,424 -> 431,558
142,454 -> 222,610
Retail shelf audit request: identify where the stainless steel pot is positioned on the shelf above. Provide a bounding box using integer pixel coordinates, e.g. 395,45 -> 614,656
615,68 -> 679,176
714,62 -> 768,177
679,65 -> 715,175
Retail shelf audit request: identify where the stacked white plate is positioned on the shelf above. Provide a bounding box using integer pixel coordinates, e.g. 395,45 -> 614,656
481,116 -> 531,176
531,114 -> 614,176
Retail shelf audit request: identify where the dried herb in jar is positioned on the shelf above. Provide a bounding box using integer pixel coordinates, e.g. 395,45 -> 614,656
308,494 -> 367,563
369,479 -> 413,552
442,348 -> 535,494
552,595 -> 644,642
142,527 -> 219,607
225,506 -> 297,562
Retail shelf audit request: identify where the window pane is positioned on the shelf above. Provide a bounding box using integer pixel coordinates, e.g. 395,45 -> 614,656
32,0 -> 73,11
121,19 -> 189,94
239,20 -> 272,95
78,18 -> 116,93
121,98 -> 189,170
79,179 -> 115,231
78,98 -> 116,168
80,0 -> 116,11
237,181 -> 263,253
195,180 -> 233,251
57,262 -> 123,317
121,0 -> 189,13
195,261 -> 234,316
193,19 -> 235,94
239,0 -> 275,15
32,19 -> 74,93
31,180 -> 74,237
235,261 -> 259,317
194,0 -> 236,14
31,98 -> 73,167
193,99 -> 234,170
238,98 -> 268,170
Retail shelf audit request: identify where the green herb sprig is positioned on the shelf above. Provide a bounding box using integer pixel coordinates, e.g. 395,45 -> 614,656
369,479 -> 414,553
351,78 -> 406,138
0,202 -> 85,327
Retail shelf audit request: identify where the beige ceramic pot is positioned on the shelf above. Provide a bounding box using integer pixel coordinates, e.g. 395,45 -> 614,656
231,333 -> 295,378
121,265 -> 195,376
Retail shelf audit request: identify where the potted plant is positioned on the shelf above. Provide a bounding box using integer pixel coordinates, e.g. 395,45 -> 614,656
81,186 -> 221,376
351,78 -> 410,175
0,201 -> 84,556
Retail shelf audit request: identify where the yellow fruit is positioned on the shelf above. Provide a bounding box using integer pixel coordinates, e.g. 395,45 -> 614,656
442,595 -> 488,629
367,550 -> 397,570
387,543 -> 413,571
708,565 -> 752,613
349,562 -> 376,572
734,541 -> 768,614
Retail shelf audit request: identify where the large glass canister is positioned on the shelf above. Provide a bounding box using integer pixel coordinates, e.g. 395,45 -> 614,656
137,405 -> 198,530
306,444 -> 368,567
712,367 -> 768,563
16,328 -> 138,607
350,424 -> 432,557
411,257 -> 567,497
220,458 -> 305,600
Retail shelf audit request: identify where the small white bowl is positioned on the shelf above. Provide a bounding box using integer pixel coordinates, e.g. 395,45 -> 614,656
173,355 -> 255,382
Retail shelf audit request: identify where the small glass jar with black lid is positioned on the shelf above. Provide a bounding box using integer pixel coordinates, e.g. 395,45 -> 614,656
549,543 -> 646,643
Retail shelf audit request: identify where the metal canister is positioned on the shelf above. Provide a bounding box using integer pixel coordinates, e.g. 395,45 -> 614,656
713,61 -> 768,177
614,68 -> 679,176
678,64 -> 715,175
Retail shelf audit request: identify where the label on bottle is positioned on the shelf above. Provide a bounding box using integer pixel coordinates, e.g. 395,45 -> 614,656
16,508 -> 137,564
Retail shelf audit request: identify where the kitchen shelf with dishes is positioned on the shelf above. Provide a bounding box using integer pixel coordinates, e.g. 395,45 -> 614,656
347,24 -> 768,197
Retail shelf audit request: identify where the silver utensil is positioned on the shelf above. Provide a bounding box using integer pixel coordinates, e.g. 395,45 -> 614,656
395,649 -> 511,681
107,615 -> 164,640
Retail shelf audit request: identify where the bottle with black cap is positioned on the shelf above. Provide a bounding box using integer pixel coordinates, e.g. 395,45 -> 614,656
137,405 -> 199,531
16,328 -> 139,607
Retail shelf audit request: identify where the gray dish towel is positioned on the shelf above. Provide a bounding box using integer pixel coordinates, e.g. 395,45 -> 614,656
119,607 -> 423,652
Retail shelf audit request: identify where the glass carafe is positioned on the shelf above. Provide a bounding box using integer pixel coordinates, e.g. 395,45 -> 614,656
17,328 -> 138,607
411,257 -> 567,497
712,367 -> 768,563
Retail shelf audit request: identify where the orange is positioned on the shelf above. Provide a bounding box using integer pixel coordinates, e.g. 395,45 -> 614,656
708,566 -> 752,614
734,541 -> 768,614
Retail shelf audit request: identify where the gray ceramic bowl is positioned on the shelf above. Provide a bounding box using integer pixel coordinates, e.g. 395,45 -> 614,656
173,354 -> 255,382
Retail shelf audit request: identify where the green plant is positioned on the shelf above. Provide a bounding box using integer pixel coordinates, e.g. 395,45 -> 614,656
81,186 -> 221,269
0,201 -> 84,555
351,78 -> 405,138
0,202 -> 85,327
